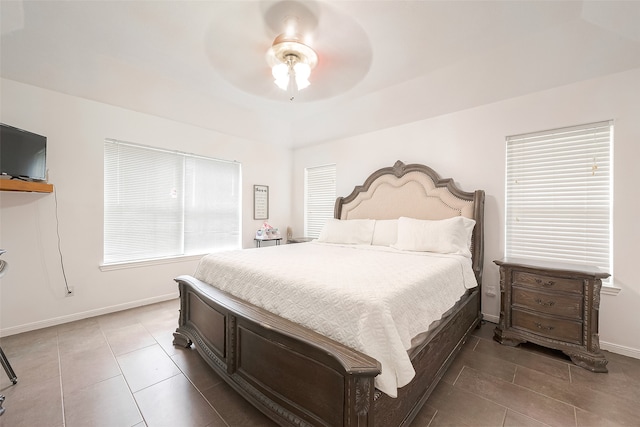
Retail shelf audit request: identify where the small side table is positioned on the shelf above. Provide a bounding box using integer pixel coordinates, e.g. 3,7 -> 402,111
494,258 -> 609,372
254,238 -> 282,248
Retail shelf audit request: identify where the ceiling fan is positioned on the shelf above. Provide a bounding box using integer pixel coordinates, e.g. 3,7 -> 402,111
204,1 -> 372,103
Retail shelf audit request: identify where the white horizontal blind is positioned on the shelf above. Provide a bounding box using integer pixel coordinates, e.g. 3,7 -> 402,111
304,164 -> 336,238
505,121 -> 612,275
183,156 -> 241,254
104,140 -> 241,264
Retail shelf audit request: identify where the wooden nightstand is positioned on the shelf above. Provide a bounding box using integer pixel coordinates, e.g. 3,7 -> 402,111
494,258 -> 609,372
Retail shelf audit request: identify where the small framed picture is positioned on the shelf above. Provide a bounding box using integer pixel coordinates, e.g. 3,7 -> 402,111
253,185 -> 269,220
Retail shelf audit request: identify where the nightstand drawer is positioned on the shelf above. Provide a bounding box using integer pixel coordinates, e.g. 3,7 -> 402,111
512,287 -> 582,319
512,309 -> 583,345
513,271 -> 582,294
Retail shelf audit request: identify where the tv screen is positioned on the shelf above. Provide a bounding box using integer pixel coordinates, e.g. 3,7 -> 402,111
0,123 -> 47,181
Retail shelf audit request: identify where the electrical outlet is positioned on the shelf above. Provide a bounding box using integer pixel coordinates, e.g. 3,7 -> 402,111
485,285 -> 497,297
66,287 -> 74,297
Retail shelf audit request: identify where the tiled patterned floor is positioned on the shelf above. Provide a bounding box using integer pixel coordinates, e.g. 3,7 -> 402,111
1,299 -> 639,426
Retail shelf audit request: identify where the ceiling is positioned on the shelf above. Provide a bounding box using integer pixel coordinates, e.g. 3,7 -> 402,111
2,1 -> 640,149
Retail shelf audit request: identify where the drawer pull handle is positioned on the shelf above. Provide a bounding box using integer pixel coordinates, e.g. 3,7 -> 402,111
535,298 -> 555,307
535,278 -> 555,287
534,322 -> 555,331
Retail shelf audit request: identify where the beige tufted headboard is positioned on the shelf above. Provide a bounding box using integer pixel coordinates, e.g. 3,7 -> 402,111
335,160 -> 485,284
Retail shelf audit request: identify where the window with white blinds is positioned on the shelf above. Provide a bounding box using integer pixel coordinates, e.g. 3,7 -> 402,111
505,121 -> 612,276
304,164 -> 336,238
104,139 -> 241,264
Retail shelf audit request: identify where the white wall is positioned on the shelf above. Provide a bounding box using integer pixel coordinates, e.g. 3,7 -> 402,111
292,68 -> 640,358
3,68 -> 639,358
0,79 -> 292,336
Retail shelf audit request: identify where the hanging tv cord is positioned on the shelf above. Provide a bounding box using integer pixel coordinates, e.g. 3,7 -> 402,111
54,188 -> 71,295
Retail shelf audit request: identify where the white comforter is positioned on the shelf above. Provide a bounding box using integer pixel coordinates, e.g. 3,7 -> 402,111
194,242 -> 477,397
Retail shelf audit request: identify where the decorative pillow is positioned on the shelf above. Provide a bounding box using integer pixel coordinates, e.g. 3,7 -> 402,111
392,216 -> 475,257
371,219 -> 398,246
317,219 -> 376,245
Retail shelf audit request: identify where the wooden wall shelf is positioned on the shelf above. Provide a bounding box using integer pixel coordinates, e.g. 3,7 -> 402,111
0,180 -> 54,193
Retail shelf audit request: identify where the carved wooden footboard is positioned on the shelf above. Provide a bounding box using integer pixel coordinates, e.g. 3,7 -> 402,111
173,274 -> 480,427
173,274 -> 382,427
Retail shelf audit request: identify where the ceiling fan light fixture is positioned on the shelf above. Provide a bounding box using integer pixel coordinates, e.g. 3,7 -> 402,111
272,63 -> 290,90
293,62 -> 311,89
267,32 -> 317,99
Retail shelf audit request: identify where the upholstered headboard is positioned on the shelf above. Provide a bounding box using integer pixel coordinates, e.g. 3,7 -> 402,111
335,160 -> 485,284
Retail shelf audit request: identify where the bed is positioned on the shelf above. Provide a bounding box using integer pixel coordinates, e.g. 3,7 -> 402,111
173,160 -> 485,426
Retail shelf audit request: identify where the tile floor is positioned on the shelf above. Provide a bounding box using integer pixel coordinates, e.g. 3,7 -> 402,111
1,299 -> 639,426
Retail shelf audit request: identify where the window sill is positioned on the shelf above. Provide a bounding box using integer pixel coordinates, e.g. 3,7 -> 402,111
601,283 -> 622,296
100,254 -> 205,271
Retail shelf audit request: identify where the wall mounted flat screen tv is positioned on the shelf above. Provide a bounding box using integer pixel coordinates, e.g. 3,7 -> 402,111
0,123 -> 47,181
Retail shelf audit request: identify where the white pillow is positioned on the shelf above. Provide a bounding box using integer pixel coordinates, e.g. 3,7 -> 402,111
317,219 -> 376,245
392,216 -> 475,257
371,219 -> 398,246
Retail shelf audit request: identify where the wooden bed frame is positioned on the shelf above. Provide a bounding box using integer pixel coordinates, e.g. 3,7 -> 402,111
173,160 -> 485,426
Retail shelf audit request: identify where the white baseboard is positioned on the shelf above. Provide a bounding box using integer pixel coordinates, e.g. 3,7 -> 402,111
600,340 -> 640,360
0,292 -> 179,337
482,313 -> 500,324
